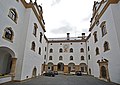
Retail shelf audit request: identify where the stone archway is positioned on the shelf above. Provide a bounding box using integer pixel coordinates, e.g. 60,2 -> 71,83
79,63 -> 87,74
97,58 -> 110,81
68,63 -> 75,73
47,62 -> 54,71
0,47 -> 16,76
57,62 -> 64,73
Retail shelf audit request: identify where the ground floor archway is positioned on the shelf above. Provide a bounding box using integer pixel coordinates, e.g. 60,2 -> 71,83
47,62 -> 54,71
57,63 -> 64,73
79,63 -> 87,74
0,47 -> 16,76
68,63 -> 75,73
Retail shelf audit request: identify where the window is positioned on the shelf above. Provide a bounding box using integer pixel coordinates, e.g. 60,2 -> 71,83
100,21 -> 107,37
81,56 -> 84,60
93,31 -> 98,43
59,48 -> 63,53
49,48 -> 53,53
2,27 -> 14,42
49,56 -> 52,60
33,23 -> 38,37
70,48 -> 73,53
70,56 -> 73,60
59,56 -> 63,60
45,47 -> 46,51
8,8 -> 18,23
96,47 -> 100,55
80,48 -> 84,52
31,41 -> 35,51
44,55 -> 46,60
104,41 -> 110,52
38,47 -> 41,55
88,46 -> 90,51
95,14 -> 99,26
40,32 -> 42,43
88,55 -> 90,60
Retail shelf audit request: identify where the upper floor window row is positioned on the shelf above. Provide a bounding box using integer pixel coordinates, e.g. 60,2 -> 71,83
95,41 -> 110,56
8,8 -> 18,23
33,23 -> 43,43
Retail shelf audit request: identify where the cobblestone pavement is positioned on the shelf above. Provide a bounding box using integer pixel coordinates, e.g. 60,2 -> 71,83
1,75 -> 119,85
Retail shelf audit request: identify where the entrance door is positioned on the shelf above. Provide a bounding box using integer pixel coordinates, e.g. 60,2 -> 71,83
101,66 -> 107,79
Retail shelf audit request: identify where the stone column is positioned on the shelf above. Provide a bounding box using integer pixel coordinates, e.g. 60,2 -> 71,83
75,65 -> 79,72
10,58 -> 17,75
10,58 -> 17,80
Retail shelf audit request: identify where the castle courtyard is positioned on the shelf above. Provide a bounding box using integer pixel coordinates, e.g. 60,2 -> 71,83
2,75 -> 118,85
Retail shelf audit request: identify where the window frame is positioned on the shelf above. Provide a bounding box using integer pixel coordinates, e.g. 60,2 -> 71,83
8,8 -> 18,23
2,27 -> 14,43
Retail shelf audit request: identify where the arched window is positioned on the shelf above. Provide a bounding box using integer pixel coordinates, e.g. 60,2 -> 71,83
93,31 -> 98,43
49,56 -> 52,60
81,56 -> 84,60
59,56 -> 63,60
80,48 -> 84,52
49,48 -> 53,53
104,41 -> 110,52
8,8 -> 18,23
100,21 -> 107,37
59,48 -> 63,53
31,41 -> 35,51
3,27 -> 14,42
96,47 -> 99,55
70,56 -> 73,60
38,47 -> 41,55
70,48 -> 73,53
33,23 -> 38,37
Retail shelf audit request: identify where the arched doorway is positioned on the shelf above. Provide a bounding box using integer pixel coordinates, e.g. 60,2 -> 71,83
101,66 -> 107,78
47,62 -> 54,71
79,63 -> 87,74
97,59 -> 110,81
0,47 -> 16,76
68,63 -> 75,73
32,67 -> 37,77
57,63 -> 64,73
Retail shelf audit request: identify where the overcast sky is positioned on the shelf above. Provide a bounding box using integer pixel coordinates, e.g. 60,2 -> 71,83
26,0 -> 99,38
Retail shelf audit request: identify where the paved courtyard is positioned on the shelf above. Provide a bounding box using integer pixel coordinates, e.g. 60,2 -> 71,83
1,75 -> 119,85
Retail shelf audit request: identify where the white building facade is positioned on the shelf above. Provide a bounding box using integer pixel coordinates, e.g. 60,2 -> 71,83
0,0 -> 46,82
44,34 -> 87,74
88,0 -> 120,84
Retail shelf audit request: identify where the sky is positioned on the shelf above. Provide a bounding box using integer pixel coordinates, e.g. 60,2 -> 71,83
26,0 -> 99,38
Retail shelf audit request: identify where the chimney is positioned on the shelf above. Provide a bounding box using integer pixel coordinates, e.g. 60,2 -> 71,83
67,33 -> 70,40
82,33 -> 85,39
